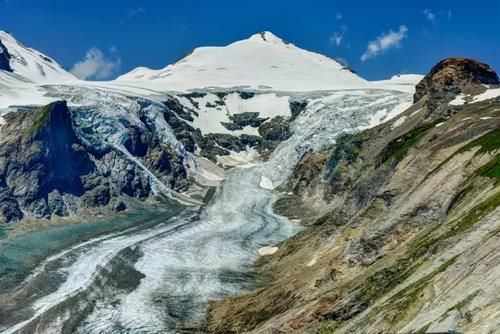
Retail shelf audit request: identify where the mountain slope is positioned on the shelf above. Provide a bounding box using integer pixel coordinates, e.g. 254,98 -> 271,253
0,31 -> 78,109
0,31 -> 75,83
0,30 -> 425,334
0,100 -> 189,222
205,59 -> 500,333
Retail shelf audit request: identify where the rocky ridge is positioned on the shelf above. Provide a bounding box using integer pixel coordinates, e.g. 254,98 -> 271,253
162,91 -> 306,161
414,58 -> 499,122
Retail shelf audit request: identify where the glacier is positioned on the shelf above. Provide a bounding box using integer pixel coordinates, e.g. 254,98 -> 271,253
0,86 -> 413,333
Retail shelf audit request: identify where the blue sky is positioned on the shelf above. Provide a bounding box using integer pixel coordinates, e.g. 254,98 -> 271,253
1,0 -> 498,80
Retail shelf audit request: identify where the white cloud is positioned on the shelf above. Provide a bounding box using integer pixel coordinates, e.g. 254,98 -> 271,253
423,9 -> 436,22
70,47 -> 121,80
127,6 -> 146,19
422,9 -> 452,23
360,25 -> 408,62
329,25 -> 348,47
330,32 -> 343,46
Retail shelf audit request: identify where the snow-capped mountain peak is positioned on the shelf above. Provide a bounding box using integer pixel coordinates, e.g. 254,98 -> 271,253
247,31 -> 291,45
115,31 -> 366,92
0,30 -> 76,83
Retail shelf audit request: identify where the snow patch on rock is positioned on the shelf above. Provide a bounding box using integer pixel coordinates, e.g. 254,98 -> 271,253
449,87 -> 500,106
217,148 -> 260,168
391,115 -> 407,129
258,246 -> 278,256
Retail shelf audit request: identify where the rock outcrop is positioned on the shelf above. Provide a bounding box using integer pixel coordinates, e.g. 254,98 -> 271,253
0,101 -> 187,223
0,39 -> 12,72
161,92 -> 306,161
414,58 -> 499,124
0,101 -> 94,221
414,57 -> 499,104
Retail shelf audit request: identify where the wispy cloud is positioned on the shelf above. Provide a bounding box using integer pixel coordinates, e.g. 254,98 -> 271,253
361,25 -> 408,62
336,13 -> 342,20
330,32 -> 343,46
422,9 -> 436,23
70,47 -> 121,80
127,6 -> 146,19
422,9 -> 452,24
329,25 -> 348,47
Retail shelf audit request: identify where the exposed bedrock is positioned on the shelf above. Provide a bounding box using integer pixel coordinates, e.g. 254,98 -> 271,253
0,101 -> 187,223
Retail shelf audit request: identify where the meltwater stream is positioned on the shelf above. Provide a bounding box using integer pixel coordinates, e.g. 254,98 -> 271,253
1,89 -> 411,333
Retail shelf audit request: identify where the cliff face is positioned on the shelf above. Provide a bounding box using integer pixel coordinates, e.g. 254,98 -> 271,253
0,39 -> 12,72
0,101 -> 187,222
206,59 -> 500,333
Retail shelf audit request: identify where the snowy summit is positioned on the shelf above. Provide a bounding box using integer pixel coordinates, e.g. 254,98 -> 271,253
0,31 -> 75,83
115,31 -> 366,92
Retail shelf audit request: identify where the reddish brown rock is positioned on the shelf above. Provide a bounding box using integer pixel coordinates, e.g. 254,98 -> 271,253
414,57 -> 499,103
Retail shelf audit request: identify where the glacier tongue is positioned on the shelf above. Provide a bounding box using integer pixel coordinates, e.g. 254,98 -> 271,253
75,88 -> 413,332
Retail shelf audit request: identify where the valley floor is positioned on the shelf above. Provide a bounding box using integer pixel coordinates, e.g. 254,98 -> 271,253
0,163 -> 300,333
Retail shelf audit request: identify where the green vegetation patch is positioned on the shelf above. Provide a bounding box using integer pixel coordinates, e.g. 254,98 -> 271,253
380,255 -> 459,326
28,103 -> 53,136
476,154 -> 500,180
430,129 -> 500,178
316,320 -> 339,334
376,121 -> 439,167
442,191 -> 500,239
458,128 -> 500,154
324,190 -> 499,327
325,133 -> 364,178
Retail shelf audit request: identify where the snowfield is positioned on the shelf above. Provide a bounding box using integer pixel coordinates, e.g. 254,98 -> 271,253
0,30 -> 421,111
0,31 -> 76,83
116,31 -> 366,92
